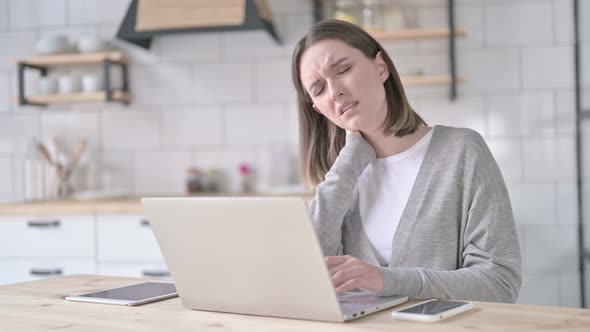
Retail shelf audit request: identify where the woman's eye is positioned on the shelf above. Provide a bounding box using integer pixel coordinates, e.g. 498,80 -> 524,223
338,67 -> 351,75
314,87 -> 324,97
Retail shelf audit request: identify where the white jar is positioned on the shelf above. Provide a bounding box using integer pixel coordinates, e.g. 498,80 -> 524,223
58,75 -> 82,94
82,74 -> 102,92
38,77 -> 58,95
383,5 -> 406,31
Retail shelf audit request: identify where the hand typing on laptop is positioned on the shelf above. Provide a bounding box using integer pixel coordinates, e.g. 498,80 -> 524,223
326,255 -> 384,295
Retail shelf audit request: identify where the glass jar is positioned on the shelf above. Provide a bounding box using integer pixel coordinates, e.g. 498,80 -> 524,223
333,0 -> 362,26
382,3 -> 406,32
362,0 -> 384,34
186,166 -> 202,194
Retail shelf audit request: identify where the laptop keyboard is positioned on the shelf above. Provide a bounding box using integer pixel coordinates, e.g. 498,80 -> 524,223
338,293 -> 390,310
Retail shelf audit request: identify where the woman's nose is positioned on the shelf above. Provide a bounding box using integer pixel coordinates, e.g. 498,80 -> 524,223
328,82 -> 344,101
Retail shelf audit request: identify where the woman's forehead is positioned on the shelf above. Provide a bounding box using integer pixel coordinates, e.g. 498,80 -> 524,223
301,39 -> 355,68
300,39 -> 360,85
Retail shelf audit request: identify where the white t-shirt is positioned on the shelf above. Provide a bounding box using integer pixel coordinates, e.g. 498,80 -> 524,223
357,129 -> 434,265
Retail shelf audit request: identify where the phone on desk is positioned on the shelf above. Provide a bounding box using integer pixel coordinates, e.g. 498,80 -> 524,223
391,299 -> 473,322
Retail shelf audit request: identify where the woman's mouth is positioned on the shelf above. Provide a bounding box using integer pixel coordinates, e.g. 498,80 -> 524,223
339,101 -> 359,115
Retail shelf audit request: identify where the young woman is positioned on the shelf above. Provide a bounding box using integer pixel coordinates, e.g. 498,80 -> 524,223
291,20 -> 522,303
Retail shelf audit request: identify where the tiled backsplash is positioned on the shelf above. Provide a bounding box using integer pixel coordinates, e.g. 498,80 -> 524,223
0,0 -> 581,307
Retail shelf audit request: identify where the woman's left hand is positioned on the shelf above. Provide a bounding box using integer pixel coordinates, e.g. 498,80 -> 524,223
325,255 -> 384,294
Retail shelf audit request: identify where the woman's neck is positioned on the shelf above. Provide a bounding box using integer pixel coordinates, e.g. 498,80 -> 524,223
363,125 -> 431,158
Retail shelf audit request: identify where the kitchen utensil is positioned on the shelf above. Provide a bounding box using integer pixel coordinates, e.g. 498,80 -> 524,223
36,143 -> 53,165
62,139 -> 87,180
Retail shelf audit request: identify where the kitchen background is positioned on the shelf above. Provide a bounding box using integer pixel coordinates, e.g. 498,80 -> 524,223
0,0 -> 587,308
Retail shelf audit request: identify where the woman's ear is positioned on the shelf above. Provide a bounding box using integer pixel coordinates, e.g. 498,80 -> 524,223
312,104 -> 322,114
374,51 -> 390,82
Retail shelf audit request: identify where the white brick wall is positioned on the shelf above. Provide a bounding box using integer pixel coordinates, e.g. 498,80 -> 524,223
40,111 -> 101,150
134,150 -> 191,195
9,0 -> 67,29
485,1 -> 553,46
101,109 -> 160,150
225,104 -> 292,145
0,0 -> 583,307
465,49 -> 522,92
0,31 -> 36,71
0,156 -> 12,195
0,0 -> 8,32
522,46 -> 574,89
0,73 -> 10,112
67,0 -> 130,25
130,63 -> 195,105
154,33 -> 222,62
160,106 -> 224,148
193,63 -> 253,103
488,92 -> 555,138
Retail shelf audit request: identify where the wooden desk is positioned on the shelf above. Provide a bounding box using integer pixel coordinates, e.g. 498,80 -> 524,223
0,275 -> 588,331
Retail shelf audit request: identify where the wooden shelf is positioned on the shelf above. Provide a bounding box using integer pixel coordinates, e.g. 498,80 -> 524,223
371,27 -> 467,41
15,51 -> 129,66
24,90 -> 129,104
401,74 -> 467,86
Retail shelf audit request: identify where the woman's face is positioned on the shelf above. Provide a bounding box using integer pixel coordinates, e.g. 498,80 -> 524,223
299,39 -> 390,133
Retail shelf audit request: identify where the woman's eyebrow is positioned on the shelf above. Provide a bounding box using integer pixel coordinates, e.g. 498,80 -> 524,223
329,57 -> 349,68
307,57 -> 350,92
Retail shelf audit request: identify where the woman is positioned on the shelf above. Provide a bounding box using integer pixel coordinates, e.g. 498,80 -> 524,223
291,20 -> 522,303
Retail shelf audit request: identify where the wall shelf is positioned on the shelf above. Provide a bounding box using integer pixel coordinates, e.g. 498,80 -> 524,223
24,90 -> 129,104
312,0 -> 465,100
371,27 -> 467,41
14,51 -> 130,107
15,52 -> 130,67
401,74 -> 466,86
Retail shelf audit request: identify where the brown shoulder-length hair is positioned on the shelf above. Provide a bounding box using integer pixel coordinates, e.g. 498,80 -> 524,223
292,19 -> 426,189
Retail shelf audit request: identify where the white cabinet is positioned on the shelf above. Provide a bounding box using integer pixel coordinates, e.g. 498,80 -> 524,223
0,216 -> 95,258
0,213 -> 170,285
96,215 -> 165,261
96,214 -> 169,280
0,215 -> 96,285
98,262 -> 171,280
0,260 -> 96,285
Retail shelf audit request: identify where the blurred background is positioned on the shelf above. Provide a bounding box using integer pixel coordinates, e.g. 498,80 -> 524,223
0,0 -> 588,308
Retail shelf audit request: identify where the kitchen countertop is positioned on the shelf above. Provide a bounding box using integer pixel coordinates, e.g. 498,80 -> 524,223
0,275 -> 589,331
0,192 -> 315,216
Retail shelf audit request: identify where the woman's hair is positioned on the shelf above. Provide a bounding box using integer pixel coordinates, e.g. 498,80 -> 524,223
292,19 -> 426,188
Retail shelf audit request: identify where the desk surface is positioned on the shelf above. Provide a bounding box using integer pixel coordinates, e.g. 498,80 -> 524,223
0,275 -> 589,332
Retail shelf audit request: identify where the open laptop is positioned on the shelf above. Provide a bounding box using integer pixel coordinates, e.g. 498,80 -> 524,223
141,197 -> 408,322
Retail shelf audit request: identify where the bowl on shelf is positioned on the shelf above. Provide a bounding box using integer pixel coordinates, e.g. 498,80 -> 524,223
77,37 -> 108,53
35,35 -> 69,55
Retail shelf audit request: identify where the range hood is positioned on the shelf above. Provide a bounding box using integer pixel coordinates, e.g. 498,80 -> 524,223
116,0 -> 280,49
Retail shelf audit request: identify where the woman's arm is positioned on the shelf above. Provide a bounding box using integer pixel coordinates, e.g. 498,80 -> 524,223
308,132 -> 375,256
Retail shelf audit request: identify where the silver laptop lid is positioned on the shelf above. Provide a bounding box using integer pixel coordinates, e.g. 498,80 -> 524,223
141,197 -> 344,322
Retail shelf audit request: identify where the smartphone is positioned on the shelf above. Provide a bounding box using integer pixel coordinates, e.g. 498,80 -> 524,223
391,299 -> 473,322
65,282 -> 178,306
